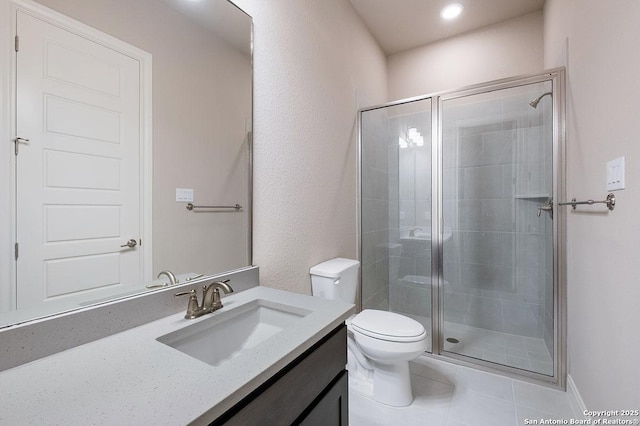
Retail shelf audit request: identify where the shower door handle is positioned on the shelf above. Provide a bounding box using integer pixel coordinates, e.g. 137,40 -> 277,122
537,199 -> 553,219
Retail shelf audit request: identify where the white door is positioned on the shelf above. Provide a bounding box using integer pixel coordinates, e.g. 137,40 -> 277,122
16,11 -> 143,309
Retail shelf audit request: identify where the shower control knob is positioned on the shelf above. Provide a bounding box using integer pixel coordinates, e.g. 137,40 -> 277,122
537,199 -> 554,219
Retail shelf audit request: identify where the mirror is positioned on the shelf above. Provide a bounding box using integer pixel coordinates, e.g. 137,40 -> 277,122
0,0 -> 252,327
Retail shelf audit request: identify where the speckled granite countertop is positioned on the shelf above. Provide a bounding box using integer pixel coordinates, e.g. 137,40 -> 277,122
0,286 -> 354,425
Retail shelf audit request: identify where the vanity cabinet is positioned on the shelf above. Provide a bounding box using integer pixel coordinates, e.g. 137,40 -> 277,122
298,371 -> 348,425
211,324 -> 348,426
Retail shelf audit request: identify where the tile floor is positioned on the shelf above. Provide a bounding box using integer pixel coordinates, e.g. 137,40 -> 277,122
349,356 -> 580,426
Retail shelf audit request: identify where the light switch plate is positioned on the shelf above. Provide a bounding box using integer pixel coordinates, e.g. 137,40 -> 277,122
606,157 -> 625,191
176,188 -> 194,202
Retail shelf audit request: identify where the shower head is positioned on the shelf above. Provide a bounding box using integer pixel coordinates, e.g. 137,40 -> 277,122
529,92 -> 553,108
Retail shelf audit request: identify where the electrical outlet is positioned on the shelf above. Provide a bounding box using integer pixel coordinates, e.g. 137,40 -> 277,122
176,188 -> 194,202
606,157 -> 625,191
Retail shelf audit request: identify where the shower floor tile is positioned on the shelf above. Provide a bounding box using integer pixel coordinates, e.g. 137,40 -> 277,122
397,312 -> 554,376
442,323 -> 553,376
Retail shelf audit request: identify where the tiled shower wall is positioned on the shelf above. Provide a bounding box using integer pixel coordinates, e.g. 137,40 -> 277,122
442,119 -> 521,334
442,93 -> 553,345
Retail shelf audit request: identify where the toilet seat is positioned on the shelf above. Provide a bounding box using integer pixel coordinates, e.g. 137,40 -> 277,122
351,309 -> 426,343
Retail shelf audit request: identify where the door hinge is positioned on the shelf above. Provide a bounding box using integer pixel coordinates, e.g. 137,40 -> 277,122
14,35 -> 19,52
14,242 -> 18,260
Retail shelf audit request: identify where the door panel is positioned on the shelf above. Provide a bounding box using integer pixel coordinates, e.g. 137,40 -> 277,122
45,41 -> 122,96
16,11 -> 142,308
44,150 -> 121,190
440,81 -> 555,376
45,205 -> 121,242
45,95 -> 122,143
45,253 -> 121,298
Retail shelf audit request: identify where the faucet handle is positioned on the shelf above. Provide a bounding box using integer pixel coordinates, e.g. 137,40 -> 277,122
212,288 -> 223,309
175,289 -> 199,319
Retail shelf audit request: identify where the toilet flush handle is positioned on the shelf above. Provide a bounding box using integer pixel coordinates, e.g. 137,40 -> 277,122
334,279 -> 341,285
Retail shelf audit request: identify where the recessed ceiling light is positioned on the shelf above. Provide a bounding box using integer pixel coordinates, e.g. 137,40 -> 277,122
440,3 -> 463,20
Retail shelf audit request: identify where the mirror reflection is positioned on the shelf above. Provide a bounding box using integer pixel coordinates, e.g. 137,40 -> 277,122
1,0 -> 252,327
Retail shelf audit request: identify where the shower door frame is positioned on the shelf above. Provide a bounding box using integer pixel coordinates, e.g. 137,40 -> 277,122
357,69 -> 567,388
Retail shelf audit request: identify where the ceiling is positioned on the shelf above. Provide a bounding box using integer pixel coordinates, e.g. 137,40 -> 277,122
349,0 -> 545,55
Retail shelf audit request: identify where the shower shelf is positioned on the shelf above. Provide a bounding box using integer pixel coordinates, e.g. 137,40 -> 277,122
514,194 -> 550,199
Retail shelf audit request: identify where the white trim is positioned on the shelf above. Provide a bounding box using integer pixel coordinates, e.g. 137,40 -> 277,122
567,374 -> 588,419
0,0 -> 15,312
12,0 -> 151,60
9,0 -> 153,285
141,56 -> 153,282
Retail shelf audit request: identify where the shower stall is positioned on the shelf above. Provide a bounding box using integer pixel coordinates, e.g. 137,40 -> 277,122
358,70 -> 565,385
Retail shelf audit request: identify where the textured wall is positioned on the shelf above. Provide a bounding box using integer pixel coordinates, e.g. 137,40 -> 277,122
233,0 -> 388,294
545,0 -> 640,410
387,12 -> 544,100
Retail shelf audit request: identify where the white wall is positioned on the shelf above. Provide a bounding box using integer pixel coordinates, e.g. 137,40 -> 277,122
388,12 -> 544,100
545,0 -> 640,410
233,0 -> 388,294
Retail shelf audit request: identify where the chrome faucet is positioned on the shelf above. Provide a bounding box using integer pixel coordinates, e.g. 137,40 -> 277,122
202,279 -> 234,312
175,280 -> 234,319
409,227 -> 422,237
157,270 -> 178,286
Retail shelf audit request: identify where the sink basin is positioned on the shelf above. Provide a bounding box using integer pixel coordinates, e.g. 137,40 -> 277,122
157,299 -> 311,367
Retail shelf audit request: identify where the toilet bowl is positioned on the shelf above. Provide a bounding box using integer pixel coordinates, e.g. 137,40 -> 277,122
310,258 -> 428,407
347,309 -> 427,406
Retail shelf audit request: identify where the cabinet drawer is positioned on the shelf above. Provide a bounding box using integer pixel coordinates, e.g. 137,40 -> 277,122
213,324 -> 347,426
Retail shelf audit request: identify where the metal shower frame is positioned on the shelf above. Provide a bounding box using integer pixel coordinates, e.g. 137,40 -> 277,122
356,68 -> 567,388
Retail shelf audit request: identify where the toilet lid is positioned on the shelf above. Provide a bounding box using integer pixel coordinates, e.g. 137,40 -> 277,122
351,310 -> 426,342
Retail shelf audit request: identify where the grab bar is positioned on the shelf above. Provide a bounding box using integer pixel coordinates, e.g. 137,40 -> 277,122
558,193 -> 616,211
186,203 -> 242,211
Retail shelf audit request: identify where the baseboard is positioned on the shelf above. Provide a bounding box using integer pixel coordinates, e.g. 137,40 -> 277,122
567,374 -> 588,419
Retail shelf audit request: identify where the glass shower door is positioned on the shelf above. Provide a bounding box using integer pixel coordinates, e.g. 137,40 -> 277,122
360,98 -> 433,353
440,80 -> 555,376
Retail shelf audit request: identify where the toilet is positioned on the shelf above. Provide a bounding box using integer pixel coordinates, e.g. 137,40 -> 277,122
310,258 -> 427,407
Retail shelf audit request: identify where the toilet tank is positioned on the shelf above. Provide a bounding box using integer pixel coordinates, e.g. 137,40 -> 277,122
309,258 -> 360,303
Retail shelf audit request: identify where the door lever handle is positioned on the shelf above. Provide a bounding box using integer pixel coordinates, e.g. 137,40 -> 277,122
120,239 -> 138,248
13,137 -> 29,155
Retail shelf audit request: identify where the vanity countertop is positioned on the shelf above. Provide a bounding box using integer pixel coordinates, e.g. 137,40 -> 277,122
0,286 -> 354,425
